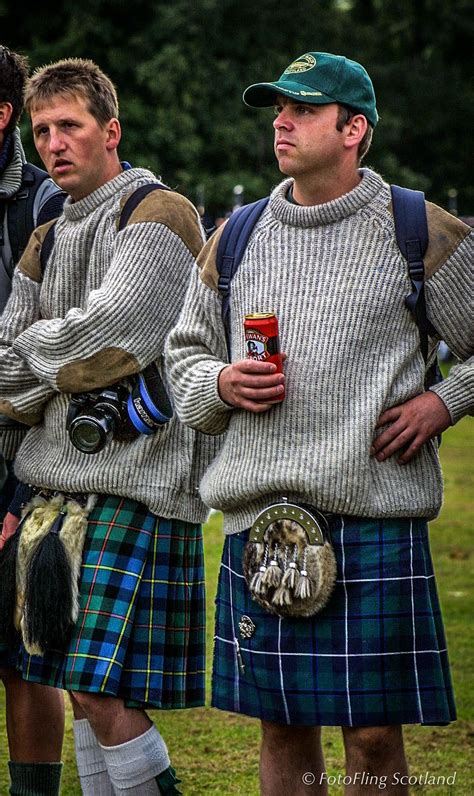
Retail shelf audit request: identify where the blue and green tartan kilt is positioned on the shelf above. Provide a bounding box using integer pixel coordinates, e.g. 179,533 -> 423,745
212,516 -> 456,727
0,640 -> 61,687
16,495 -> 206,710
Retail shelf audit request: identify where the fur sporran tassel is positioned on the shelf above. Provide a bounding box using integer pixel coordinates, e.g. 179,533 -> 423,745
249,544 -> 269,595
272,582 -> 292,607
15,495 -> 64,638
18,493 -> 96,655
262,544 -> 282,588
22,511 -> 71,655
281,544 -> 300,590
294,548 -> 312,600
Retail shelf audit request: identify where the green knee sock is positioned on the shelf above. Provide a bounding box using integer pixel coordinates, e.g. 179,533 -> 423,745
8,762 -> 63,796
156,765 -> 182,795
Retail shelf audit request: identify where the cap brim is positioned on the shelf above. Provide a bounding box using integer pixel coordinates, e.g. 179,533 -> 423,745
243,80 -> 336,108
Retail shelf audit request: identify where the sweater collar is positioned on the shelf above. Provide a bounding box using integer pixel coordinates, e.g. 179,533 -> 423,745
62,167 -> 157,220
0,127 -> 26,199
270,168 -> 386,227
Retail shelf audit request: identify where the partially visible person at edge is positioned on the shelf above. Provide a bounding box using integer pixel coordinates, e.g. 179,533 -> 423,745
0,45 -> 66,796
166,52 -> 473,794
0,57 -> 219,796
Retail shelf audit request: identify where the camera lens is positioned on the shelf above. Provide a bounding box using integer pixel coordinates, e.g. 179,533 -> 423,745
68,412 -> 115,454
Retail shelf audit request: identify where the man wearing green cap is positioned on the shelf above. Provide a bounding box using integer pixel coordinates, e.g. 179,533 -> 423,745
167,51 -> 472,793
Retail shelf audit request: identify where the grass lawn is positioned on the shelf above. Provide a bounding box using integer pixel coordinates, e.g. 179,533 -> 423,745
0,416 -> 472,794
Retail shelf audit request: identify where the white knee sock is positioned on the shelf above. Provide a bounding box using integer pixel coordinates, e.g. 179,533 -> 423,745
73,718 -> 114,796
100,724 -> 170,794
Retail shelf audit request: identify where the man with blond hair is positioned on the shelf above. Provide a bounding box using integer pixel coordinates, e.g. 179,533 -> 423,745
0,57 -> 218,795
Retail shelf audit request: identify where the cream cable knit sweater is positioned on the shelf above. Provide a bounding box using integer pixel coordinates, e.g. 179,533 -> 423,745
166,169 -> 473,533
0,167 -> 220,523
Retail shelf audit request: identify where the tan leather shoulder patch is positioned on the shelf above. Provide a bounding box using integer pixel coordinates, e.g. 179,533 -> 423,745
197,223 -> 226,293
0,400 -> 42,426
424,202 -> 471,279
56,348 -> 139,393
18,220 -> 57,283
118,188 -> 205,257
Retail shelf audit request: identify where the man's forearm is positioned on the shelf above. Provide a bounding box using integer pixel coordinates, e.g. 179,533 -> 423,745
0,342 -> 54,423
12,222 -> 201,393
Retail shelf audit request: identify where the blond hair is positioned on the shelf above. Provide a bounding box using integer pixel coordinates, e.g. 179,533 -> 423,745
25,57 -> 119,126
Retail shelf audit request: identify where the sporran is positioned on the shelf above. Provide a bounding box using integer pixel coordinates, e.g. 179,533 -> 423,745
243,498 -> 337,618
1,488 -> 97,655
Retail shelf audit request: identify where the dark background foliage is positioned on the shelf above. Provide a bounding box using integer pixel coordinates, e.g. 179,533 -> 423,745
1,0 -> 472,218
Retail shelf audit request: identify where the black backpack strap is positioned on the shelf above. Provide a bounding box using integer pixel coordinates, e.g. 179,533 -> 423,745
216,197 -> 269,358
118,182 -> 170,231
0,200 -> 6,255
40,221 -> 58,276
39,183 -> 171,278
7,163 -> 51,264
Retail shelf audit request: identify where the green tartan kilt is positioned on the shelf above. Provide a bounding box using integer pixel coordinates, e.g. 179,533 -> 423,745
14,495 -> 205,710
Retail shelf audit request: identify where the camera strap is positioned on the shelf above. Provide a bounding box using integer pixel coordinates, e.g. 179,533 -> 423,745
127,363 -> 173,434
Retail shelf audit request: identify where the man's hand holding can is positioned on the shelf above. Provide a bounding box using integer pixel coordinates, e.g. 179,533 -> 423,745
218,312 -> 286,412
218,358 -> 285,412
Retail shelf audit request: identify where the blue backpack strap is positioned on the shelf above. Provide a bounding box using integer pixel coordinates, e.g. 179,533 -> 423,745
36,190 -> 67,228
391,184 -> 443,408
216,197 -> 269,358
391,184 -> 439,363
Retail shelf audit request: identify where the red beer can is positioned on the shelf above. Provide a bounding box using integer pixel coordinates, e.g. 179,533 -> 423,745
244,312 -> 284,399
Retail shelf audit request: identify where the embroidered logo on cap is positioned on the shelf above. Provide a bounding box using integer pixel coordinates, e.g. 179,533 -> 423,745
284,53 -> 316,74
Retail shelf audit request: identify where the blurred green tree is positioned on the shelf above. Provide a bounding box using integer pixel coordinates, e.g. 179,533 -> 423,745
1,0 -> 471,217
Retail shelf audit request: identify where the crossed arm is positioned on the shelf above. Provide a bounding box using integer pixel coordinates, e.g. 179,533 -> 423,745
0,216 -> 202,422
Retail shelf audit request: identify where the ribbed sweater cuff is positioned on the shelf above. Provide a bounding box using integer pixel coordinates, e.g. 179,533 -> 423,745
430,372 -> 473,424
181,363 -> 233,433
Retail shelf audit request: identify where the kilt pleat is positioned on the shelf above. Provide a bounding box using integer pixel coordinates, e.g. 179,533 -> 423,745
16,495 -> 205,710
212,516 -> 456,726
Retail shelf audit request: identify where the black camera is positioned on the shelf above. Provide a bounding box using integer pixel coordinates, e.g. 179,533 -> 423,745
66,364 -> 173,455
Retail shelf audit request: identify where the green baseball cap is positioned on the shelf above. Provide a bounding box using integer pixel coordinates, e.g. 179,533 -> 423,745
243,51 -> 378,127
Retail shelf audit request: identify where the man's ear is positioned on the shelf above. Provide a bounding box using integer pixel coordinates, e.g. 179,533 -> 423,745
343,113 -> 368,152
0,102 -> 13,132
105,117 -> 121,152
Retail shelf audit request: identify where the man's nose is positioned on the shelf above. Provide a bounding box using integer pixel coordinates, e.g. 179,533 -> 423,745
49,130 -> 65,153
273,109 -> 293,130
